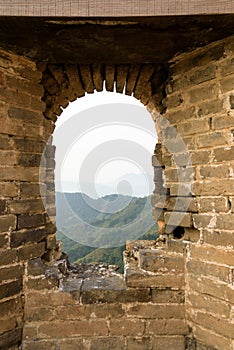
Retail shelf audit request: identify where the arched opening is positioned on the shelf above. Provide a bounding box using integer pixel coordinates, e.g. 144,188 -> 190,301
52,90 -> 158,272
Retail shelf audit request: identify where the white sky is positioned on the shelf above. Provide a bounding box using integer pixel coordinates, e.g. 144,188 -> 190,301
54,90 -> 157,197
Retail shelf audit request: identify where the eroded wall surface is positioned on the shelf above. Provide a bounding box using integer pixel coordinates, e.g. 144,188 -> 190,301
0,34 -> 233,350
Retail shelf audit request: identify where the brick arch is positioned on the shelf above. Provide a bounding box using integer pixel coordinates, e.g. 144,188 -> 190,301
39,63 -> 168,121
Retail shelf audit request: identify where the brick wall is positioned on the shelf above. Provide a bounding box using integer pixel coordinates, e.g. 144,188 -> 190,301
0,34 -> 233,349
151,36 -> 234,349
0,49 -> 58,349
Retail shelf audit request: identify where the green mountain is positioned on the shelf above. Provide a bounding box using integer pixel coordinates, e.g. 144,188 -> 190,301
56,192 -> 158,273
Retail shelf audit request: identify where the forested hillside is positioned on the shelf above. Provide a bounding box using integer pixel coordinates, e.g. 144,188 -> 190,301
56,192 -> 158,273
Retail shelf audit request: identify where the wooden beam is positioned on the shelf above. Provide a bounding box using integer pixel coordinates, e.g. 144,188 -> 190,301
0,0 -> 233,17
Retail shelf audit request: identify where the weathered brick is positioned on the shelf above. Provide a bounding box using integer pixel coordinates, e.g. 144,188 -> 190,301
12,138 -> 45,153
190,65 -> 216,85
38,320 -> 108,338
152,336 -> 185,350
8,106 -> 44,125
0,166 -> 39,182
193,180 -> 234,196
164,212 -> 192,227
191,243 -> 233,266
193,325 -> 232,350
166,106 -> 196,124
166,167 -> 195,183
126,337 -> 151,350
109,319 -> 144,336
212,115 -> 234,129
0,248 -> 17,266
8,198 -> 44,214
81,288 -> 150,304
221,57 -> 234,76
0,316 -> 18,337
0,297 -> 23,320
177,119 -> 210,136
167,197 -> 197,212
0,280 -> 22,299
188,275 -> 234,304
0,134 -> 13,150
191,311 -> 234,339
191,150 -> 211,165
214,146 -> 234,162
202,229 -> 234,247
126,269 -> 184,289
151,289 -> 185,304
221,75 -> 234,93
188,84 -> 219,103
11,228 -> 46,248
187,259 -> 230,283
196,132 -> 227,148
0,233 -> 8,248
90,337 -> 125,350
139,250 -> 184,273
19,183 -> 42,197
127,304 -> 185,319
198,98 -> 224,117
183,228 -> 200,242
26,276 -> 58,291
18,242 -> 45,261
0,214 -> 17,232
0,182 -> 18,197
188,292 -> 230,318
198,196 -> 229,212
0,264 -> 24,282
200,164 -> 229,179
17,213 -> 45,229
147,319 -> 188,335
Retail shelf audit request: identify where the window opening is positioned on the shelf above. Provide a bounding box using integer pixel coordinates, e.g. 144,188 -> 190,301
53,90 -> 158,273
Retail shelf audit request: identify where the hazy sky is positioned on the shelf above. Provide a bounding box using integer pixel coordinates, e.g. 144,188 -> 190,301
53,90 -> 157,197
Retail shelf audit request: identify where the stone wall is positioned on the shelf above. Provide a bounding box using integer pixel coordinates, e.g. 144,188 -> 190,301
0,34 -> 233,350
0,49 -> 57,349
151,36 -> 234,349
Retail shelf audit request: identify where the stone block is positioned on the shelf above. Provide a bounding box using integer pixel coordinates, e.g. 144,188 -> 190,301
200,164 -> 229,179
8,199 -> 44,214
127,303 -> 185,319
212,114 -> 234,129
10,227 -> 47,248
151,289 -> 185,304
0,280 -> 22,299
164,212 -> 192,227
0,265 -> 24,282
0,214 -> 17,232
221,75 -> 234,93
126,337 -> 151,350
198,196 -> 229,213
188,292 -> 230,318
0,182 -> 18,197
18,242 -> 45,261
0,297 -> 23,319
17,213 -> 45,229
152,336 -> 185,350
193,325 -> 232,350
188,84 -> 219,103
109,319 -> 144,336
38,320 -> 108,338
196,132 -> 227,148
214,146 -> 234,162
177,119 -> 210,136
147,319 -> 188,335
187,259 -> 230,283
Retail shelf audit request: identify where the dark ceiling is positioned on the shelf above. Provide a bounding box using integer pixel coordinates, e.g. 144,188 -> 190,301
0,15 -> 233,64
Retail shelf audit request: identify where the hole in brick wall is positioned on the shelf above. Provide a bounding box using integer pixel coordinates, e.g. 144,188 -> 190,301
173,226 -> 185,239
52,90 -> 158,273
